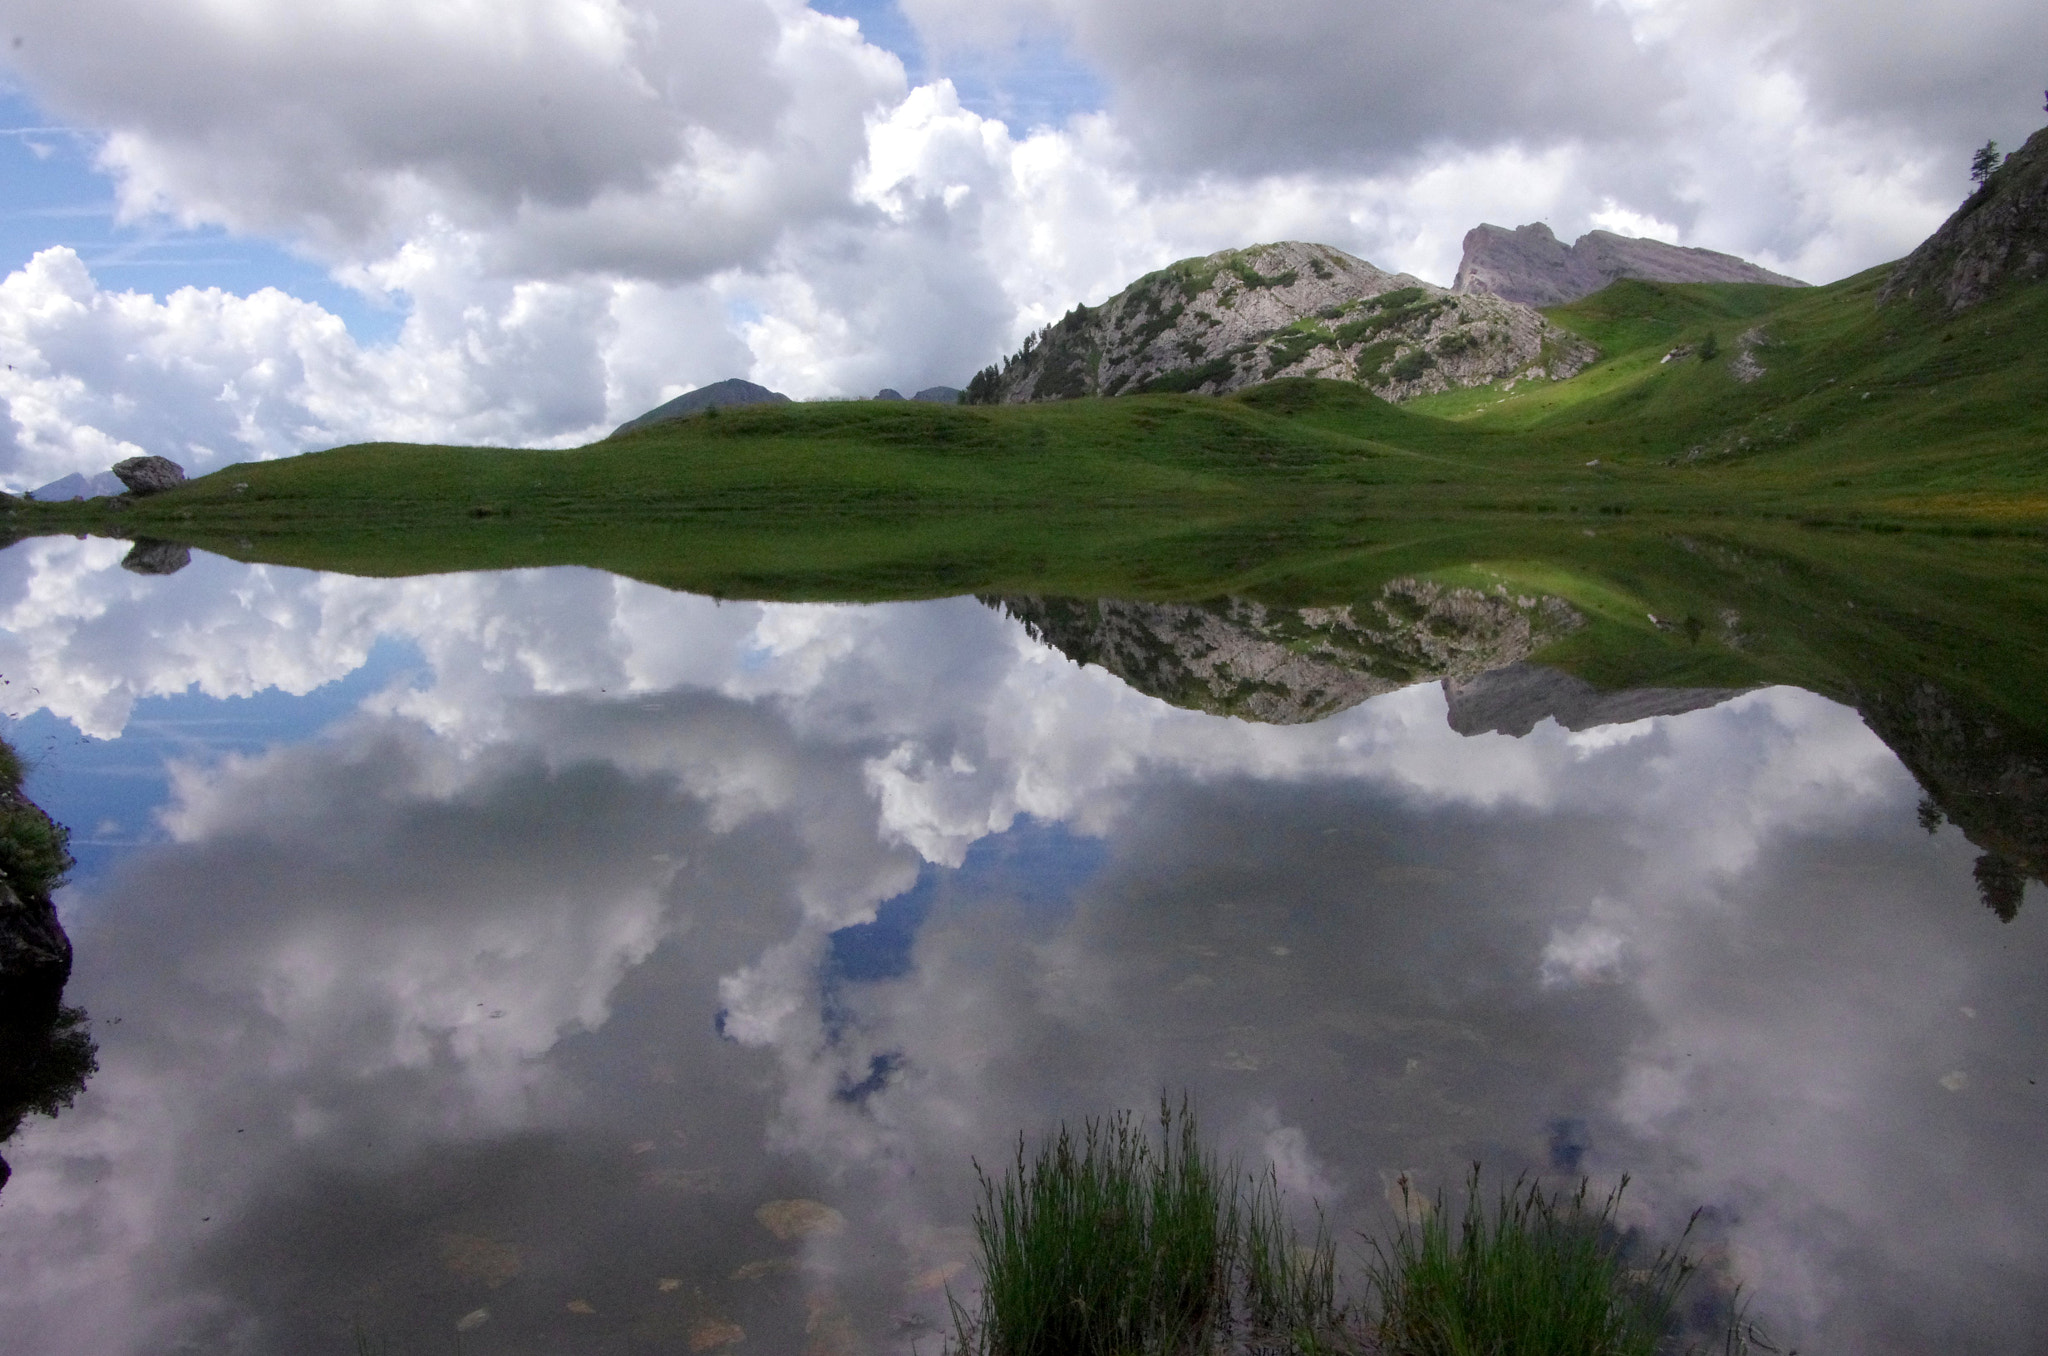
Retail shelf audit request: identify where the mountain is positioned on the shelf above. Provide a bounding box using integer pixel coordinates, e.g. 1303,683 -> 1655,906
987,585 -> 1586,725
1453,223 -> 1806,307
27,470 -> 127,501
1879,126 -> 2048,313
873,386 -> 963,403
611,378 -> 790,437
1443,662 -> 1751,736
964,241 -> 1596,406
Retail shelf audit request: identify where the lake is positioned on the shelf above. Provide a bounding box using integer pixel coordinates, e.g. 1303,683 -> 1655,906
0,533 -> 2042,1354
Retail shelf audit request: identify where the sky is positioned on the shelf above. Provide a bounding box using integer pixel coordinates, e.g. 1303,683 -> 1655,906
0,0 -> 2043,490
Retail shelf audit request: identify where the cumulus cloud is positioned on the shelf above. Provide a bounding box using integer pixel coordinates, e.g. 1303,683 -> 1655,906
903,0 -> 1666,173
4,0 -> 900,272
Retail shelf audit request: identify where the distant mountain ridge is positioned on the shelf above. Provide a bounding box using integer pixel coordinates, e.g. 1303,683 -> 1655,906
610,378 -> 790,437
966,241 -> 1595,406
1453,223 -> 1806,306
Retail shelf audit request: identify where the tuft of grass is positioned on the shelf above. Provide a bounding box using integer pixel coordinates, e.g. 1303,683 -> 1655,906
955,1099 -> 1237,1356
1364,1167 -> 1698,1356
952,1099 -> 1343,1356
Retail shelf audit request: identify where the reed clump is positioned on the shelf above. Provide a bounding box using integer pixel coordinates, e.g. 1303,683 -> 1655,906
1364,1168 -> 1699,1356
954,1106 -> 1724,1356
951,1099 -> 1343,1356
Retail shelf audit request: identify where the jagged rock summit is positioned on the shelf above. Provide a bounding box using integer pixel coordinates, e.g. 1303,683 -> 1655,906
1880,125 -> 2048,313
611,378 -> 791,437
1454,223 -> 1806,307
966,241 -> 1595,406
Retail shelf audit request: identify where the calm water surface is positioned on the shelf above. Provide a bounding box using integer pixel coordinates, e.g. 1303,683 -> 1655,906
0,536 -> 2042,1354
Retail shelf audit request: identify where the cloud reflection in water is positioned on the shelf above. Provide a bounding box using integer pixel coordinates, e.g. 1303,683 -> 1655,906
0,543 -> 2040,1355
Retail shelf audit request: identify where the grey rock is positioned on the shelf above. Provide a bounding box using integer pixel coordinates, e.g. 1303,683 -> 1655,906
874,388 -> 906,401
971,241 -> 1595,406
27,470 -> 127,501
912,386 -> 963,404
1454,223 -> 1806,307
989,582 -> 1584,725
121,538 -> 192,575
1442,662 -> 1751,738
610,378 -> 792,437
1879,125 -> 2048,313
111,455 -> 187,497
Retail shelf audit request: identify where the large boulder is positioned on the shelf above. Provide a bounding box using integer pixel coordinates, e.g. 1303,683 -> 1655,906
121,538 -> 192,575
1879,125 -> 2048,313
1453,223 -> 1806,307
111,455 -> 187,497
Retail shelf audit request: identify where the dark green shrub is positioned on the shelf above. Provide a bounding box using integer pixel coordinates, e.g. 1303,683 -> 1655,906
1391,349 -> 1438,382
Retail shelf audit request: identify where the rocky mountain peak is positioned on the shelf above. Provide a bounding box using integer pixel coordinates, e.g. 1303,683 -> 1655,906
1879,124 -> 2048,312
1454,223 -> 1806,307
966,240 -> 1595,405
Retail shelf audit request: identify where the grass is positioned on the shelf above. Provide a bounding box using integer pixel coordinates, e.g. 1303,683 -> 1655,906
1366,1170 -> 1698,1356
953,1100 -> 1342,1356
953,1107 -> 1727,1356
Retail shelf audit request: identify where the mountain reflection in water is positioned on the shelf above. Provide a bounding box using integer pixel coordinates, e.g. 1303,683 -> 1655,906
0,537 -> 2042,1355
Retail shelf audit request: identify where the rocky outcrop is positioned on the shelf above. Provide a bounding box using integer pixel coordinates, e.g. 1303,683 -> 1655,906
610,378 -> 792,437
0,742 -> 96,1194
1453,223 -> 1806,307
1443,662 -> 1751,737
912,386 -> 962,404
966,241 -> 1596,406
989,582 -> 1584,725
111,455 -> 186,497
1879,126 -> 2048,313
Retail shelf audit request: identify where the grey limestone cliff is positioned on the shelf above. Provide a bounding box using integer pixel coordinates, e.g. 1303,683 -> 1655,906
967,241 -> 1595,406
1442,662 -> 1751,737
1453,223 -> 1805,307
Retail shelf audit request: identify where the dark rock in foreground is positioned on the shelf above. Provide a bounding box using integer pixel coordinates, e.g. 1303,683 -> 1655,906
611,378 -> 792,437
112,455 -> 187,497
1879,125 -> 2048,313
1454,223 -> 1806,307
122,538 -> 193,575
874,388 -> 906,400
1443,661 -> 1751,736
0,745 -> 97,1195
